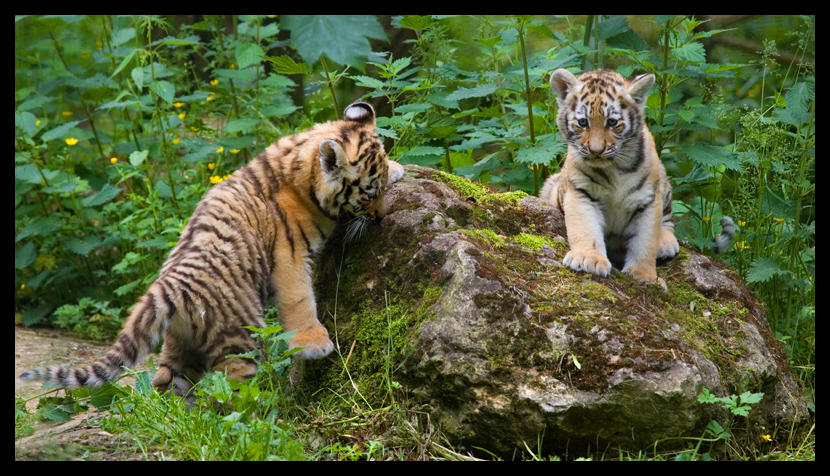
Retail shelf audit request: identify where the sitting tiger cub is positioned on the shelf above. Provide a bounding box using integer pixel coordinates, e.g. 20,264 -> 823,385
20,102 -> 405,399
540,69 -> 733,287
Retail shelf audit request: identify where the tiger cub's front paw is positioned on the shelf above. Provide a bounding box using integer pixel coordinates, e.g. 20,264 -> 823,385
657,228 -> 680,259
622,265 -> 667,291
288,323 -> 335,359
563,249 -> 612,277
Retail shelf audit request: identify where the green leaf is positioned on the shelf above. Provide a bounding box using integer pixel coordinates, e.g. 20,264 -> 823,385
15,164 -> 46,185
17,95 -> 54,113
82,183 -> 122,207
235,42 -> 265,69
680,144 -> 743,172
218,136 -> 254,149
150,80 -> 175,105
110,27 -> 135,46
776,81 -> 815,126
224,118 -> 259,134
738,391 -> 765,405
129,150 -> 149,167
16,242 -> 37,269
41,120 -> 83,142
761,186 -> 796,219
697,388 -> 720,404
445,83 -> 498,101
266,55 -> 309,75
114,279 -> 142,296
89,383 -> 126,410
654,15 -> 676,26
672,42 -> 706,63
22,303 -> 54,326
400,145 -> 445,156
281,15 -> 387,70
746,257 -> 788,284
515,137 -> 565,166
398,15 -> 435,32
15,216 -> 61,242
351,75 -> 386,89
181,144 -> 221,163
65,236 -> 104,256
39,404 -> 72,423
131,66 -> 144,90
474,35 -> 502,49
397,145 -> 443,166
110,50 -> 138,80
597,16 -> 629,41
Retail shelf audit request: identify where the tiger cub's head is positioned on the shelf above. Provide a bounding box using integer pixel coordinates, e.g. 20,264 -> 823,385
318,102 -> 393,240
550,68 -> 654,169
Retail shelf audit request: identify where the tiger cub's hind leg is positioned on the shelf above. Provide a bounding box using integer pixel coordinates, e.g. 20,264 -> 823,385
151,338 -> 207,404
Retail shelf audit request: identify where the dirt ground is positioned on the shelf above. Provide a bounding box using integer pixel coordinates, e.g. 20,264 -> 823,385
14,326 -> 157,461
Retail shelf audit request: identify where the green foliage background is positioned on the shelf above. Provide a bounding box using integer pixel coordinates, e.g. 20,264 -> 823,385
15,15 -> 814,445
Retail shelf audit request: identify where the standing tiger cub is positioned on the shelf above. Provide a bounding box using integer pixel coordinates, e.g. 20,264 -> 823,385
541,69 -> 733,287
20,102 -> 405,398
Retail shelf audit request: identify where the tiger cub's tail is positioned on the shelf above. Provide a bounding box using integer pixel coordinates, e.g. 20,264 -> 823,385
19,282 -> 173,389
712,216 -> 736,254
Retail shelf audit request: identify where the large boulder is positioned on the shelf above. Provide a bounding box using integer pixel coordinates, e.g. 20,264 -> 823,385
311,165 -> 809,458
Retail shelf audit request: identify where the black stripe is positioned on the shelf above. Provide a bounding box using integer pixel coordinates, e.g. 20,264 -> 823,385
272,202 -> 294,256
630,194 -> 656,219
256,153 -> 281,196
308,165 -> 337,220
620,133 -> 646,174
574,187 -> 599,203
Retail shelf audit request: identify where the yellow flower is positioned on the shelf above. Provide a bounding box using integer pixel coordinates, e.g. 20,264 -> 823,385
702,216 -> 713,222
210,175 -> 223,184
761,434 -> 772,442
35,119 -> 41,126
208,163 -> 216,170
773,217 -> 784,223
173,101 -> 185,108
206,95 -> 215,102
210,79 -> 219,86
61,111 -> 73,117
737,242 -> 751,250
110,157 -> 118,164
65,138 -> 78,146
230,149 -> 240,154
172,138 -> 180,145
178,112 -> 186,120
737,220 -> 746,227
215,147 -> 224,153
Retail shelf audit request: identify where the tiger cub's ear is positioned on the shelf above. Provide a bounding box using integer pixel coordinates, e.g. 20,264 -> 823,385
343,102 -> 375,123
319,139 -> 346,174
627,74 -> 655,106
549,68 -> 580,105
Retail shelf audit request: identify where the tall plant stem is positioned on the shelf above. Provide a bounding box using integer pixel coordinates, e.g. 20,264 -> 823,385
517,19 -> 540,194
321,56 -> 340,119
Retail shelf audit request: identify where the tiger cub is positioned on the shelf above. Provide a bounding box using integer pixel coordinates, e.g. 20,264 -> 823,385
540,69 -> 733,287
20,102 -> 405,398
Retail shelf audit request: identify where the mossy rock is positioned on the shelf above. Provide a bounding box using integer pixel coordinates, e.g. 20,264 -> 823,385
310,165 -> 809,458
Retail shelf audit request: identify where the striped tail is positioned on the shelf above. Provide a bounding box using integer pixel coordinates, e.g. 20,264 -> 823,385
19,283 -> 173,389
712,216 -> 736,254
